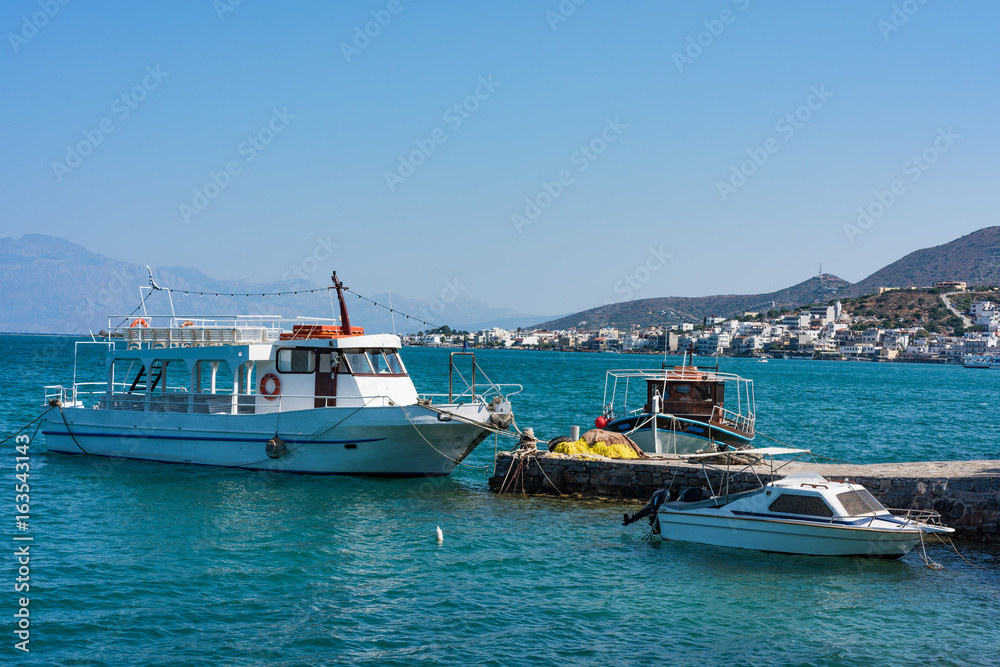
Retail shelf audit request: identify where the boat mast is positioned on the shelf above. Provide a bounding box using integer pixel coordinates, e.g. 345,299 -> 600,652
331,272 -> 352,335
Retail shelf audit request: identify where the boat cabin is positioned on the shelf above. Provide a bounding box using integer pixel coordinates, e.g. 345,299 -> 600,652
96,328 -> 418,416
644,368 -> 724,422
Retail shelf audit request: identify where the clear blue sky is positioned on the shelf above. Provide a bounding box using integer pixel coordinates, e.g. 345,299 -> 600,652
2,1 -> 998,316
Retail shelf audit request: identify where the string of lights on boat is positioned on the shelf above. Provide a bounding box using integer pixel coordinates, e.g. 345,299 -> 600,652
141,280 -> 441,329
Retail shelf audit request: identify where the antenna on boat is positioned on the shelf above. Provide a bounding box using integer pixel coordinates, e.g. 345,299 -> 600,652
662,326 -> 668,368
331,272 -> 352,336
144,266 -> 175,322
388,290 -> 397,336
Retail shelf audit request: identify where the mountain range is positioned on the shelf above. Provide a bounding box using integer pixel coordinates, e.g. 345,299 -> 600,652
2,226 -> 998,333
534,226 -> 1000,330
0,234 -> 551,334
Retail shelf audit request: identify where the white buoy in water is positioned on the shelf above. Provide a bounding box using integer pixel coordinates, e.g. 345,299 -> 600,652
435,526 -> 444,543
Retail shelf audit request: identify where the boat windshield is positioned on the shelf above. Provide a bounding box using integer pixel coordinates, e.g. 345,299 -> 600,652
341,349 -> 408,376
342,350 -> 373,374
367,350 -> 393,374
836,488 -> 886,516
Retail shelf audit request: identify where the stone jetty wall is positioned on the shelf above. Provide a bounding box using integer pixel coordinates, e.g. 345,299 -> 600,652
488,451 -> 1000,543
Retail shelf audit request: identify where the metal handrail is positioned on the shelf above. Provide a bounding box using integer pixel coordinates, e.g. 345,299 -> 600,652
887,508 -> 946,525
711,404 -> 756,434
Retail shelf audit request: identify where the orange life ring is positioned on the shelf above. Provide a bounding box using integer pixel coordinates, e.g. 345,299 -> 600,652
130,318 -> 149,328
180,320 -> 195,327
259,373 -> 281,401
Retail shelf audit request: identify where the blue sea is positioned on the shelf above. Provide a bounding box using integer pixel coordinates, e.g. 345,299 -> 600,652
2,335 -> 999,666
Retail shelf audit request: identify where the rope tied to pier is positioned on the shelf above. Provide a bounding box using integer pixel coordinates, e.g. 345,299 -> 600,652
497,446 -> 565,496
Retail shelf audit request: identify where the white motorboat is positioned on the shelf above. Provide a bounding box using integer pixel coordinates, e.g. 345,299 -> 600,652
41,273 -> 519,476
598,356 -> 755,455
624,447 -> 953,558
963,354 -> 1000,369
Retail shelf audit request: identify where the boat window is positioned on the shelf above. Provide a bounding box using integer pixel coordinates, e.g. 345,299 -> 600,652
277,348 -> 316,373
837,489 -> 885,515
675,385 -> 690,394
342,349 -> 373,375
367,350 -> 393,374
386,350 -> 405,375
693,384 -> 714,401
767,493 -> 834,517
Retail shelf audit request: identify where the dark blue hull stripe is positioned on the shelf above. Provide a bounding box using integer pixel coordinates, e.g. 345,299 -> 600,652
729,510 -> 883,526
42,430 -> 384,445
626,427 -> 753,443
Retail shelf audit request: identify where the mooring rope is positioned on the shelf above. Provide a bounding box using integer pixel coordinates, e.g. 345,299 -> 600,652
1,407 -> 53,448
398,405 -> 491,471
58,406 -> 94,456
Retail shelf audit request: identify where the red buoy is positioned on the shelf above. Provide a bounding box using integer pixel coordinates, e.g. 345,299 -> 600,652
595,416 -> 607,429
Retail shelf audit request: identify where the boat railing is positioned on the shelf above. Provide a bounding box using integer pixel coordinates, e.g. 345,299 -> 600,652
105,315 -> 349,348
606,368 -> 749,383
438,352 -> 522,405
45,384 -> 459,415
420,384 -> 523,406
711,404 -> 756,435
604,368 -> 755,425
886,508 -> 947,526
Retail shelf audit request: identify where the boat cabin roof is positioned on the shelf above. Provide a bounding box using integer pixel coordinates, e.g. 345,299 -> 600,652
106,332 -> 404,369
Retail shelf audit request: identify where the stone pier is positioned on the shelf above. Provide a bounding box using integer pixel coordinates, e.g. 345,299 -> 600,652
488,451 -> 1000,542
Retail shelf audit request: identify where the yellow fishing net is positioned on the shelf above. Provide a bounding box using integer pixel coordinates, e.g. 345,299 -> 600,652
552,438 -> 639,460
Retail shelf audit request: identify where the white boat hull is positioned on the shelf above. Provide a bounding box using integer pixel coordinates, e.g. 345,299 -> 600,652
657,509 -> 927,558
42,403 -> 495,476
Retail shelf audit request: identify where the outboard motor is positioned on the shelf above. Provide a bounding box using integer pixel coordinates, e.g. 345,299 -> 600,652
623,489 -> 670,526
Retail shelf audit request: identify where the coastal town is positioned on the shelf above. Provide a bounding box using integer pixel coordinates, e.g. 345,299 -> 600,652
406,282 -> 1000,364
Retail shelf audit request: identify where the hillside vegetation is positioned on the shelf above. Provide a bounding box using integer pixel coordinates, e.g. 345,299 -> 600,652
837,288 -> 998,335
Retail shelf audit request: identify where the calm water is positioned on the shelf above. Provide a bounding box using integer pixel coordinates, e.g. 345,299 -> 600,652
2,336 -> 999,666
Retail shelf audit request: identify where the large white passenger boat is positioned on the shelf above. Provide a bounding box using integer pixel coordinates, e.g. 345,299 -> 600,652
41,274 -> 518,476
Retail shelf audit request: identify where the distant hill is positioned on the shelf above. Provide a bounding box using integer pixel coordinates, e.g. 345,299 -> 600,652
846,226 -> 1000,296
0,234 -> 550,334
531,226 -> 1000,330
535,274 -> 851,330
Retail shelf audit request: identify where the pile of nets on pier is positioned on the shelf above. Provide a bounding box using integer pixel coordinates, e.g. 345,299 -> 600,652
549,429 -> 646,460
